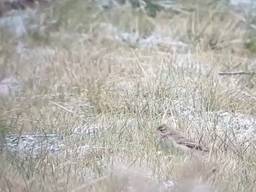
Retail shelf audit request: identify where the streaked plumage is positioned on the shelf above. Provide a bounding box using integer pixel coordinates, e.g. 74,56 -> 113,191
157,124 -> 209,153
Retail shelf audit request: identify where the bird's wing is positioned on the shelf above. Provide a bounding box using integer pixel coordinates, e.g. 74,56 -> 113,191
172,134 -> 209,152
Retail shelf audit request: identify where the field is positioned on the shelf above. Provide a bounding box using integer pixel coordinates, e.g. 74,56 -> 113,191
0,0 -> 256,191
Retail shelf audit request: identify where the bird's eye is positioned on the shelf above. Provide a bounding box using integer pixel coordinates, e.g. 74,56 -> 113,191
157,125 -> 166,132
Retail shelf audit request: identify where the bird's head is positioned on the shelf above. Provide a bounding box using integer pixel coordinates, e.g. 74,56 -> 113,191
157,124 -> 169,134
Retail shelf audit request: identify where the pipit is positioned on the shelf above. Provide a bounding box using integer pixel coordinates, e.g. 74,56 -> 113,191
157,124 -> 209,154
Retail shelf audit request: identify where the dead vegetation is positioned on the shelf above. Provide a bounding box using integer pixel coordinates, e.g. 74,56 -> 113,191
0,0 -> 256,191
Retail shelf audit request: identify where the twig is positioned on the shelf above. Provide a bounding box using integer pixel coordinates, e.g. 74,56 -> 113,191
218,72 -> 255,76
49,101 -> 75,114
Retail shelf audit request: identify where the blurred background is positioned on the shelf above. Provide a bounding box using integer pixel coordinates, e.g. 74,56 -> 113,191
0,1 -> 256,192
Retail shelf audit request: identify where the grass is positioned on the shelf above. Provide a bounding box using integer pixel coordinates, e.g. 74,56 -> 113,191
0,0 -> 256,191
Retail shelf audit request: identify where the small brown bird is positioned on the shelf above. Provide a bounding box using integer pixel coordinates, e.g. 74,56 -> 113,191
157,124 -> 209,154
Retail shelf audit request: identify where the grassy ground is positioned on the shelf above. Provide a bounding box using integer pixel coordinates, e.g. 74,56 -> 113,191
0,0 -> 256,191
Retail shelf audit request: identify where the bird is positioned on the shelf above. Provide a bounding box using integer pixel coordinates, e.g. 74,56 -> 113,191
157,124 -> 209,154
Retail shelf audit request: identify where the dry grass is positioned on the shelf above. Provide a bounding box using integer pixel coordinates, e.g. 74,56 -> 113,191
0,0 -> 256,192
